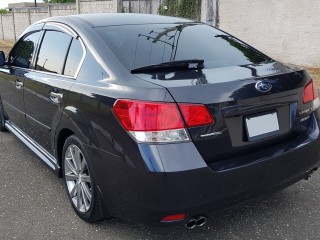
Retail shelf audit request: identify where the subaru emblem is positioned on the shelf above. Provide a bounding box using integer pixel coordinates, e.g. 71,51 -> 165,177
255,81 -> 272,93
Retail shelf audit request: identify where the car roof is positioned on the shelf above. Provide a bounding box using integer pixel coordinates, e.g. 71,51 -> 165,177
43,13 -> 193,28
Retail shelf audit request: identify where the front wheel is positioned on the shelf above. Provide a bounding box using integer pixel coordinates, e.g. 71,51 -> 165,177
62,135 -> 105,222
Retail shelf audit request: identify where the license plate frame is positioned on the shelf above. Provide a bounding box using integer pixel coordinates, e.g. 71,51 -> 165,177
245,111 -> 280,141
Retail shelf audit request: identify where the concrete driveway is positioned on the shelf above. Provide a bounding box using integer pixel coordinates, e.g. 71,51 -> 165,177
1,130 -> 320,240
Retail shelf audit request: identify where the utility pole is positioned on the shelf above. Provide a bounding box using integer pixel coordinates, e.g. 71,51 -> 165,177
34,0 -> 37,7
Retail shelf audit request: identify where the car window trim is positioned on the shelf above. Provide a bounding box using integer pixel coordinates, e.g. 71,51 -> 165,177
35,30 -> 86,79
73,37 -> 86,79
44,22 -> 78,39
8,23 -> 86,80
30,29 -> 45,70
62,38 -> 73,76
13,31 -> 86,80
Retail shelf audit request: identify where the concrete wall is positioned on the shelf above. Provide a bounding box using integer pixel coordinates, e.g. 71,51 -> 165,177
0,0 -> 117,41
0,0 -> 160,42
122,0 -> 159,14
1,14 -> 15,41
218,0 -> 320,67
79,0 -> 113,14
50,3 -> 77,16
13,11 -> 30,39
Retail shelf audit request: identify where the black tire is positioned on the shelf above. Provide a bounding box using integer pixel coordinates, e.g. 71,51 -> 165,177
62,135 -> 105,222
0,99 -> 7,132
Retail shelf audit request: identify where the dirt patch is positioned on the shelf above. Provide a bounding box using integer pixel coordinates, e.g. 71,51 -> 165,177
307,68 -> 320,88
0,39 -> 14,56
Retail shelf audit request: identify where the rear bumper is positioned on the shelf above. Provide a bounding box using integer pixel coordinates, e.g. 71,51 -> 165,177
88,112 -> 320,226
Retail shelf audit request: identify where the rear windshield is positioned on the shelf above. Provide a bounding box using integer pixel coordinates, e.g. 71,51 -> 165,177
96,23 -> 272,71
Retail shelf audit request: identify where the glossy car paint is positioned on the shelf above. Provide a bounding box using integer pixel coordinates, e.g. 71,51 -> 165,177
0,14 -> 319,226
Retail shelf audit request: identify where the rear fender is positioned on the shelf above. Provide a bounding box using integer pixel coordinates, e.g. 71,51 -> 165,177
56,105 -> 99,146
54,106 -> 100,168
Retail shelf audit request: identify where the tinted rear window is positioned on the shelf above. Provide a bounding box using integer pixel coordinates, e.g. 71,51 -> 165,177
64,38 -> 83,77
96,23 -> 272,71
36,31 -> 72,74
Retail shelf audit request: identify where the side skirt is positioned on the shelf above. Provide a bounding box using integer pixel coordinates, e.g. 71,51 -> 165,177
5,120 -> 59,172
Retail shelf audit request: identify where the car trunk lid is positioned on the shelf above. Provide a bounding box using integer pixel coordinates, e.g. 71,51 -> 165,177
134,62 -> 313,164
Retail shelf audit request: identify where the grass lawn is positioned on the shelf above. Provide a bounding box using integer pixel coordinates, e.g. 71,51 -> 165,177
0,39 -> 319,88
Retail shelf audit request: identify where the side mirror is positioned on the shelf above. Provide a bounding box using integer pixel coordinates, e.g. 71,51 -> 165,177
0,51 -> 5,66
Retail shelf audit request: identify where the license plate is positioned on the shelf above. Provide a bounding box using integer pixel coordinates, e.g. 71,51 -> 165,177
245,112 -> 280,141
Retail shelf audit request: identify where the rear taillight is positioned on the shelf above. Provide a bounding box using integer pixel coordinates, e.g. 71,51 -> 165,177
303,79 -> 318,104
179,104 -> 214,127
113,100 -> 214,143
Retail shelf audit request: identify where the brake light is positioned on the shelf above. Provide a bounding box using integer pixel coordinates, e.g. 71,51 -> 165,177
113,100 -> 185,131
303,80 -> 318,104
113,100 -> 214,143
179,104 -> 214,127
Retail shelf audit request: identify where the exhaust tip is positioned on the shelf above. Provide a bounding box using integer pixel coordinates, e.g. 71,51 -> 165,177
196,216 -> 207,227
185,218 -> 197,229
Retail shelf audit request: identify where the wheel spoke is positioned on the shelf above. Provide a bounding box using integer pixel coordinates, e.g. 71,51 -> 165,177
80,157 -> 87,174
74,147 -> 82,172
70,182 -> 77,197
82,182 -> 92,202
81,175 -> 91,183
81,186 -> 90,211
65,157 -> 77,174
65,173 -> 78,181
76,181 -> 82,210
69,147 -> 75,161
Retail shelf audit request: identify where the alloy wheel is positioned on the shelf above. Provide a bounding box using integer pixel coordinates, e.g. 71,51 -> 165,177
64,144 -> 92,213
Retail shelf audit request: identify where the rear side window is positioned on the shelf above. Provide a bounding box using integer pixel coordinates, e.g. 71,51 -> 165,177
64,39 -> 83,77
9,31 -> 41,69
36,31 -> 72,74
96,23 -> 272,70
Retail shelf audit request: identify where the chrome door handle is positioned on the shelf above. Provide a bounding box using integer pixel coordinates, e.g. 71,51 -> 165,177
50,91 -> 63,103
50,92 -> 63,99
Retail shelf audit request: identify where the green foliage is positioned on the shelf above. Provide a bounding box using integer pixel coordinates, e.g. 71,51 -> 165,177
0,9 -> 9,15
13,40 -> 34,60
43,0 -> 76,3
158,0 -> 201,21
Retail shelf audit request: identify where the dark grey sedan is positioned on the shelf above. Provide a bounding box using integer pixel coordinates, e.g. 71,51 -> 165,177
0,13 -> 319,228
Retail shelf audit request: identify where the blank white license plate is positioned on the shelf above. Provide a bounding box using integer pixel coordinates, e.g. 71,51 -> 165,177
245,112 -> 280,140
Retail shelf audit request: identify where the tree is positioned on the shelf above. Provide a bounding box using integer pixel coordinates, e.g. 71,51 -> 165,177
0,9 -> 9,14
43,0 -> 76,3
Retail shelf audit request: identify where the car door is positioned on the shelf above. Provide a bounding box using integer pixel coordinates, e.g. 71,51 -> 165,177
23,24 -> 85,155
0,28 -> 42,132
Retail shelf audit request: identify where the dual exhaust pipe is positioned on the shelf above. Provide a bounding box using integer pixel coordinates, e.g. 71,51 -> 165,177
185,215 -> 207,229
184,168 -> 318,229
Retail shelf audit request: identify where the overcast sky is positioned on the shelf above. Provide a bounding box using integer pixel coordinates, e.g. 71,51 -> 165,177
0,0 -> 43,9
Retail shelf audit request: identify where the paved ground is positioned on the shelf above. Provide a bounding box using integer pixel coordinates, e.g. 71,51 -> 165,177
1,131 -> 320,240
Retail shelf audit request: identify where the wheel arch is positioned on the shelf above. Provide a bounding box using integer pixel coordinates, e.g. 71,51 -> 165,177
55,106 -> 100,177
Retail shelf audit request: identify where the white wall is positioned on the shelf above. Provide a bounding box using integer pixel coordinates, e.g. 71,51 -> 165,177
218,0 -> 320,67
0,0 -> 160,41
